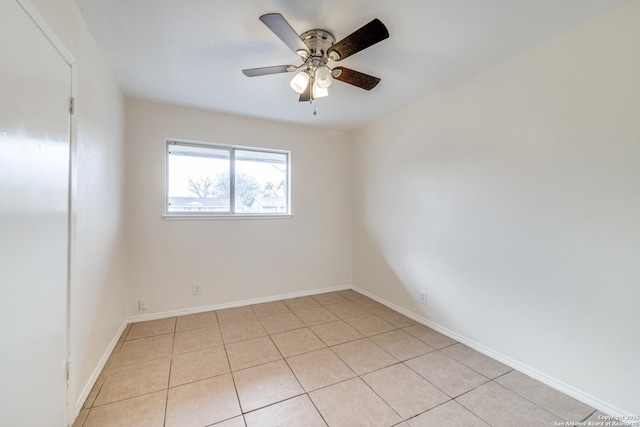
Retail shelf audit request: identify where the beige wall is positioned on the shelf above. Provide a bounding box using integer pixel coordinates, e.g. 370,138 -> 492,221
31,0 -> 128,415
125,100 -> 352,315
353,1 -> 640,415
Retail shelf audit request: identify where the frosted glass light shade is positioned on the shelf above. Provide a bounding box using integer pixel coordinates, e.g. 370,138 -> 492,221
315,66 -> 333,88
313,83 -> 328,98
290,71 -> 309,94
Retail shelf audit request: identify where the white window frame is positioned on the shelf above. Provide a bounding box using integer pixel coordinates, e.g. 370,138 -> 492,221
165,139 -> 291,219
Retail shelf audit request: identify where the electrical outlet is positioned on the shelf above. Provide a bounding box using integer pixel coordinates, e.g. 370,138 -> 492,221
138,299 -> 147,311
418,290 -> 427,305
192,283 -> 202,296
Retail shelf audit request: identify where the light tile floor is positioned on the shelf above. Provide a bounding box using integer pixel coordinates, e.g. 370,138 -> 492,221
74,290 -> 605,427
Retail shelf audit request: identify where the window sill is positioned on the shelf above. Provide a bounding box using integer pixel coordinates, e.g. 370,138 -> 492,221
163,214 -> 293,221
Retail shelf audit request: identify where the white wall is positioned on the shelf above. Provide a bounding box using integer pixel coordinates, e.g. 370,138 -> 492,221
125,100 -> 352,315
353,1 -> 640,416
31,0 -> 127,416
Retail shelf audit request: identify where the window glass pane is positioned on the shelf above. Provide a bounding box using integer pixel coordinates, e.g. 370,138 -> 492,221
166,142 -> 290,216
167,144 -> 230,213
234,149 -> 288,214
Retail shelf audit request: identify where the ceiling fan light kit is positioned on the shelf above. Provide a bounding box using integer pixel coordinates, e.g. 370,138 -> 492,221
315,66 -> 333,88
289,71 -> 309,94
242,13 -> 389,108
313,83 -> 328,98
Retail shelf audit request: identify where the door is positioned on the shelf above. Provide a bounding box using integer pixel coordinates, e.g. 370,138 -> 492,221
0,0 -> 72,425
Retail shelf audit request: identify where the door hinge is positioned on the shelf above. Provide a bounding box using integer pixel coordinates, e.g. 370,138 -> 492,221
65,360 -> 70,381
69,97 -> 75,115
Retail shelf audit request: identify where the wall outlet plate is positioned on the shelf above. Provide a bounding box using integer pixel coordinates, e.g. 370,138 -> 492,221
418,290 -> 427,305
192,283 -> 202,296
138,299 -> 147,311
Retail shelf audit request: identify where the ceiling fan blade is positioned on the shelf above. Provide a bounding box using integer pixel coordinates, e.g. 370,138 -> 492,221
242,65 -> 297,77
332,66 -> 381,90
299,83 -> 311,102
328,19 -> 389,61
259,13 -> 309,55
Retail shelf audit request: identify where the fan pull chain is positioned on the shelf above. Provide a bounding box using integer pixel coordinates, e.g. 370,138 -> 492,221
313,100 -> 317,116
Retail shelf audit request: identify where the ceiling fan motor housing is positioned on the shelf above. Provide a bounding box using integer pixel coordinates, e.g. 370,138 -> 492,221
300,29 -> 336,61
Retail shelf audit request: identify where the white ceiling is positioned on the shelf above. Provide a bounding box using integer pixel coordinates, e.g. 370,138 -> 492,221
73,0 -> 631,131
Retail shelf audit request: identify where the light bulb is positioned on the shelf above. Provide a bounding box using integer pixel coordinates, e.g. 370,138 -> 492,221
313,82 -> 328,98
315,66 -> 333,88
290,71 -> 309,94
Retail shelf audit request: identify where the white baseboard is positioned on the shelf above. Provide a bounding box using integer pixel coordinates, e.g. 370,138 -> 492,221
127,284 -> 351,323
71,320 -> 128,421
351,286 -> 633,419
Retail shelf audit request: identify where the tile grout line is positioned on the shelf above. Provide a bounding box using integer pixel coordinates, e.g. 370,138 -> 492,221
161,319 -> 177,427
220,339 -> 245,421
485,377 -> 578,423
582,409 -> 598,423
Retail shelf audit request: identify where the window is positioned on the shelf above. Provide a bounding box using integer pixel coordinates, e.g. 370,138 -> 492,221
166,140 -> 290,216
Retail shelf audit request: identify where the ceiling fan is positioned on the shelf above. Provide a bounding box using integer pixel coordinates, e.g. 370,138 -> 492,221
242,13 -> 389,103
